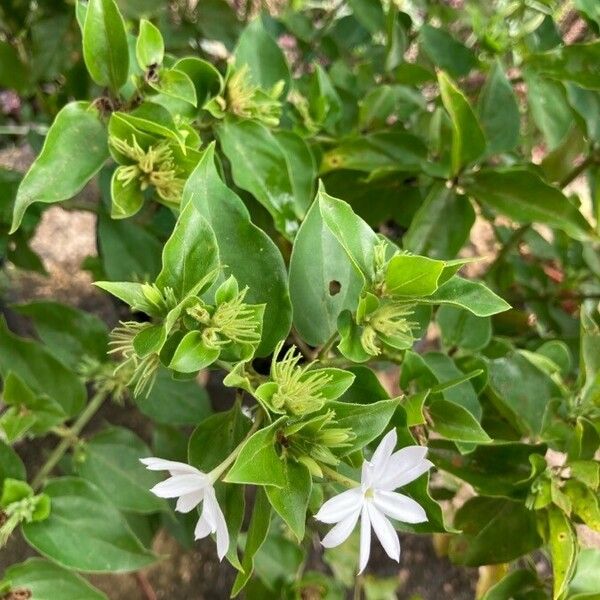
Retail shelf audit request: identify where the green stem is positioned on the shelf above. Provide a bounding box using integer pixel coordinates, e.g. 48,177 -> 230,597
31,390 -> 108,491
320,464 -> 359,488
317,332 -> 339,361
208,411 -> 264,481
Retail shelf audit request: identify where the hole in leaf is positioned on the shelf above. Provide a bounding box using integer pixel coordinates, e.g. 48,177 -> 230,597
329,280 -> 341,296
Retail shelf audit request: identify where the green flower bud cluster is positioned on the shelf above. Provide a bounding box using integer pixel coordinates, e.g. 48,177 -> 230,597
280,411 -> 355,478
205,64 -> 284,127
255,343 -> 353,416
105,276 -> 264,397
0,480 -> 50,548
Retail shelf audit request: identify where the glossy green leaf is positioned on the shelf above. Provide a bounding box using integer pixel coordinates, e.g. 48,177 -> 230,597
156,202 -> 219,300
23,477 -> 155,572
1,558 -> 107,600
449,497 -> 542,566
547,506 -> 578,600
136,19 -> 164,69
265,459 -> 311,541
384,254 -> 445,297
403,184 -> 475,260
76,427 -> 166,513
478,60 -> 520,154
465,167 -> 593,241
569,549 -> 600,597
420,25 -> 476,77
149,68 -> 197,106
428,399 -> 491,443
218,119 -> 311,237
0,439 -> 26,487
83,0 -> 129,91
11,102 -> 108,233
438,71 -> 486,175
231,488 -> 272,596
422,276 -> 510,317
234,18 -> 290,91
225,419 -> 286,487
486,351 -> 563,437
482,569 -> 545,600
184,144 -> 292,355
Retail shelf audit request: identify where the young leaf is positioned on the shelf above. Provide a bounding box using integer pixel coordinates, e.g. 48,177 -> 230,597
83,0 -> 129,91
438,71 -> 486,175
0,439 -> 26,487
11,102 -> 108,232
384,254 -> 445,297
547,506 -> 578,600
149,68 -> 197,106
136,19 -> 164,70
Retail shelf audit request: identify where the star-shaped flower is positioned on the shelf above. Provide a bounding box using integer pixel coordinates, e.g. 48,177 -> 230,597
314,429 -> 433,573
140,457 -> 229,559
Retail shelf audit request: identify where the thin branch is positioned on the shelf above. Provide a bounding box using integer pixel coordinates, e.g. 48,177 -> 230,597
134,572 -> 157,600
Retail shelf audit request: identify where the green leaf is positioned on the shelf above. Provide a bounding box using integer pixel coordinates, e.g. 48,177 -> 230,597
564,480 -> 600,531
420,25 -> 477,77
423,276 -> 510,317
527,42 -> 600,90
318,184 -> 380,283
486,351 -> 563,437
136,368 -> 211,426
23,477 -> 155,572
321,132 -> 427,174
569,549 -> 600,597
265,459 -> 311,541
13,301 -> 108,368
327,398 -> 399,454
184,144 -> 292,355
478,60 -> 520,154
225,419 -> 287,488
438,71 -> 486,176
173,57 -> 222,106
169,332 -> 220,373
110,171 -> 144,219
384,254 -> 445,297
403,184 -> 475,260
0,40 -> 29,93
547,506 -> 578,600
482,569 -> 545,600
149,68 -> 197,106
0,319 -> 86,418
136,19 -> 164,69
156,202 -> 219,300
0,439 -> 26,487
1,558 -> 108,600
75,427 -> 166,514
11,102 -> 109,233
234,18 -> 290,91
289,190 -> 363,346
218,119 -> 312,237
428,399 -> 491,443
83,0 -> 129,91
465,167 -> 593,241
429,440 -> 546,498
449,497 -> 542,566
231,488 -> 272,596
437,305 -> 491,351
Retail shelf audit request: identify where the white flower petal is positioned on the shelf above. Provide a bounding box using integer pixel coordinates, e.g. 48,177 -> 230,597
205,486 -> 229,560
320,509 -> 361,548
375,457 -> 433,491
358,505 -> 371,574
194,513 -> 213,539
175,490 -> 204,513
367,503 -> 400,562
370,429 -> 397,480
361,459 -> 375,488
150,474 -> 206,498
140,457 -> 203,476
314,487 -> 363,524
373,490 -> 428,524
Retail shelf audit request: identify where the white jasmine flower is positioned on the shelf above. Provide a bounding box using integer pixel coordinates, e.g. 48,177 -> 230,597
140,457 -> 229,559
314,430 -> 433,573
